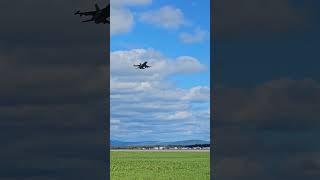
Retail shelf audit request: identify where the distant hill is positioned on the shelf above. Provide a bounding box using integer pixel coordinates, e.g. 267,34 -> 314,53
111,140 -> 210,147
163,140 -> 210,146
111,140 -> 159,147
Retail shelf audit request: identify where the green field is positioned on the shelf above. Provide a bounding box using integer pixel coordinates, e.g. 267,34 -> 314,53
110,151 -> 210,180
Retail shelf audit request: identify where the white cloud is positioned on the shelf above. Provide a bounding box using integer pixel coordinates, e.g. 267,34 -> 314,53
182,86 -> 210,101
179,27 -> 208,44
110,48 -> 210,141
111,7 -> 134,35
111,119 -> 121,125
139,6 -> 186,29
110,0 -> 152,36
110,80 -> 153,92
110,49 -> 206,80
167,111 -> 193,120
173,56 -> 207,73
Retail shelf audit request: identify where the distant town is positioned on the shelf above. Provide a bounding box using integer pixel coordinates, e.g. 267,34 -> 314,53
111,144 -> 210,151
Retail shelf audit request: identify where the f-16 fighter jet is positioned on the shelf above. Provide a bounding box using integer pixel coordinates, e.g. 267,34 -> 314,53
133,61 -> 151,69
75,4 -> 110,24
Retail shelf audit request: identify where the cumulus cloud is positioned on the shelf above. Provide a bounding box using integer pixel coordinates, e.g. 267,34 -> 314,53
111,7 -> 134,35
167,111 -> 193,120
182,86 -> 210,102
110,0 -> 151,35
110,48 -> 209,141
179,27 -> 208,44
139,6 -> 186,29
110,49 -> 206,80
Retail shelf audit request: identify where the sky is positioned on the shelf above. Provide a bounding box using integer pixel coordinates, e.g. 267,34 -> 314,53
2,0 -> 319,179
110,0 -> 210,142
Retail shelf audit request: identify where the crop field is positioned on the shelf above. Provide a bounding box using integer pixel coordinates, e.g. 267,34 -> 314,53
110,151 -> 210,180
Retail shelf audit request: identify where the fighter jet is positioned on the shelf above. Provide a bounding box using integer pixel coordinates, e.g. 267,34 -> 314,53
133,61 -> 151,69
75,4 -> 110,24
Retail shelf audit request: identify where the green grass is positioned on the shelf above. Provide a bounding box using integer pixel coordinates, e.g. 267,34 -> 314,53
110,151 -> 210,180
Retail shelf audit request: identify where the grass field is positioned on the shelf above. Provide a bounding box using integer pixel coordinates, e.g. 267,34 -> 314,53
110,151 -> 210,180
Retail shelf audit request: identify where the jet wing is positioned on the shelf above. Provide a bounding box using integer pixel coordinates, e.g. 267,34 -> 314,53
83,11 -> 96,15
75,11 -> 97,16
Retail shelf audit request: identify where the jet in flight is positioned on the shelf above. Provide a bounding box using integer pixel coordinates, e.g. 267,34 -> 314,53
133,61 -> 151,69
75,4 -> 110,24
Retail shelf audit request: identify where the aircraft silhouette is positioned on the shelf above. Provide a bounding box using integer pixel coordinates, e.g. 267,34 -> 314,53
75,4 -> 110,24
133,61 -> 151,69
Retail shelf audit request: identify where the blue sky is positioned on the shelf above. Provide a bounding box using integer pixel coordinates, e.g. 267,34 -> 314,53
110,0 -> 210,142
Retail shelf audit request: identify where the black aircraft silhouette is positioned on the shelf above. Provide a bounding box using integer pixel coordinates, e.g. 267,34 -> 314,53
133,61 -> 151,69
75,4 -> 110,24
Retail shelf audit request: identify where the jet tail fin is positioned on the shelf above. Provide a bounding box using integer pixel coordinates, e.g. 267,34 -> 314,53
95,4 -> 100,11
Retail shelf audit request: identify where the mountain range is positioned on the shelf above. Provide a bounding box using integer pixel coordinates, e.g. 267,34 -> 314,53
111,140 -> 210,147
